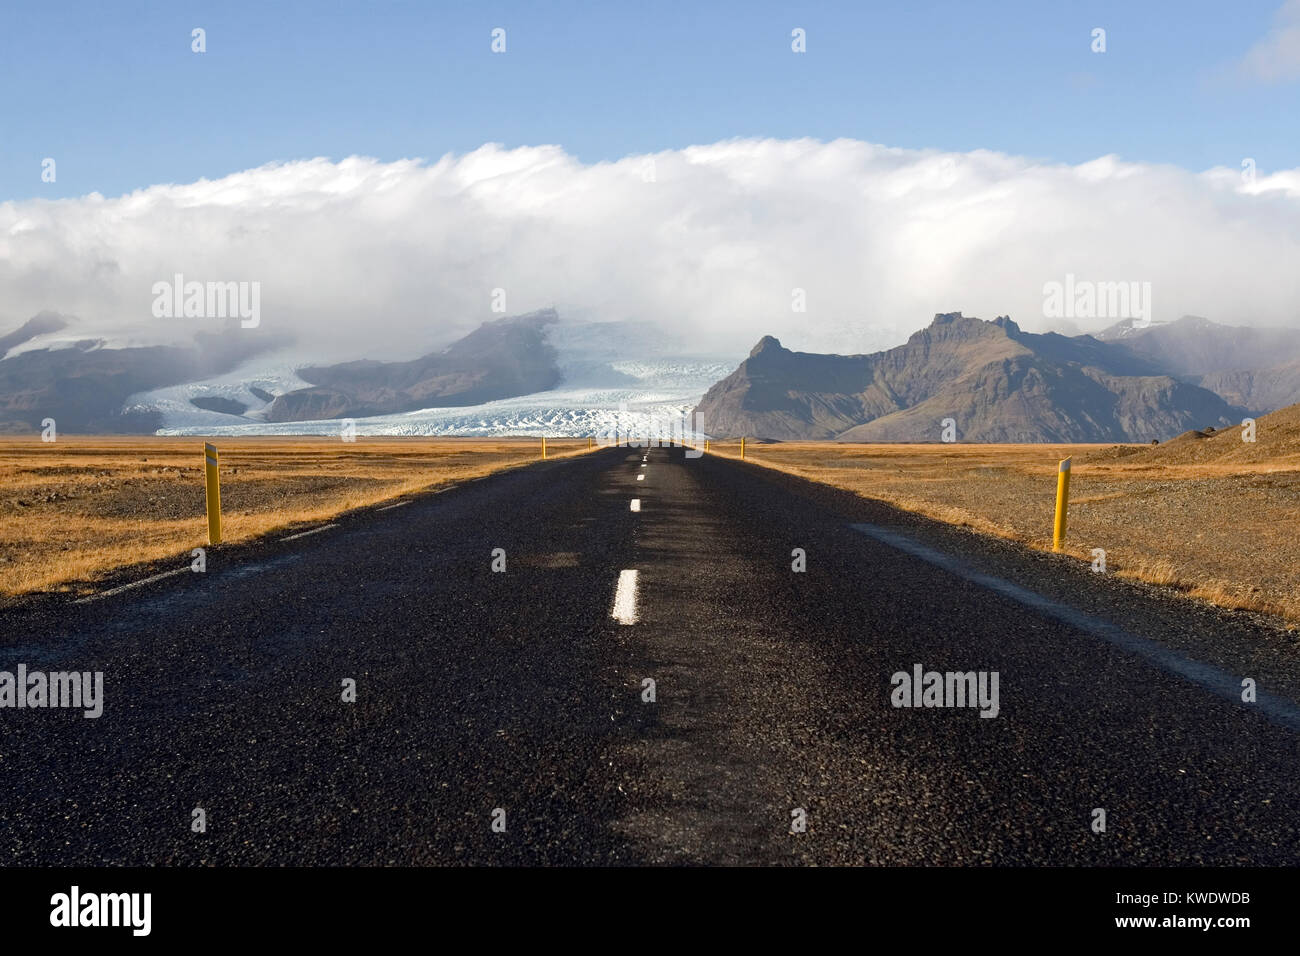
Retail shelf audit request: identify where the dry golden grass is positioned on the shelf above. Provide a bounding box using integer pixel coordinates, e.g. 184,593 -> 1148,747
0,435 -> 590,599
711,440 -> 1300,623
12,431 -> 1299,622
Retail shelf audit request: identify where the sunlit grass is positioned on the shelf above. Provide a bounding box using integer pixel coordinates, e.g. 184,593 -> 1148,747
0,435 -> 589,599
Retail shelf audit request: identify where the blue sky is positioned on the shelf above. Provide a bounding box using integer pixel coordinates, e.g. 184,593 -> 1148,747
2,0 -> 1297,200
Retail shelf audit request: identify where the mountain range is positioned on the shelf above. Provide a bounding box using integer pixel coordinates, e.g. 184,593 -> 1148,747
693,313 -> 1267,443
3,307 -> 1300,442
0,314 -> 276,433
1095,315 -> 1300,414
0,311 -> 563,433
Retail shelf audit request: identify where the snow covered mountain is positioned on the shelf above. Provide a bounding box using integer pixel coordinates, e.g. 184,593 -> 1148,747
142,314 -> 734,438
0,306 -> 736,436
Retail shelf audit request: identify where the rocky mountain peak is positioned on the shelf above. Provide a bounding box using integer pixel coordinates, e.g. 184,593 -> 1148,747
748,335 -> 784,359
909,311 -> 1014,346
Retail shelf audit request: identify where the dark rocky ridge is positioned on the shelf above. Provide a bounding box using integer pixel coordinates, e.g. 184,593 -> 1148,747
0,319 -> 275,433
694,312 -> 1245,442
265,310 -> 563,422
190,396 -> 249,416
0,312 -> 69,358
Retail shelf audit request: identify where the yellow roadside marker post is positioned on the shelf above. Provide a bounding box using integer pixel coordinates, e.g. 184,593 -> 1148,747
542,436 -> 547,460
1053,457 -> 1071,552
203,442 -> 222,545
741,437 -> 746,460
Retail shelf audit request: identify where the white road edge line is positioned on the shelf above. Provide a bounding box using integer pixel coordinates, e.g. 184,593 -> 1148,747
849,522 -> 1300,735
73,567 -> 189,604
630,499 -> 641,512
612,569 -> 639,625
377,500 -> 411,511
281,523 -> 340,542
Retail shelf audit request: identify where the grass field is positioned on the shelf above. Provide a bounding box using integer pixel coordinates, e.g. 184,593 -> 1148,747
0,435 -> 589,600
711,438 -> 1300,624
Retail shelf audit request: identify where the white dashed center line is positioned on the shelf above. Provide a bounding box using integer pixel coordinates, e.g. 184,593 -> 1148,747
637,474 -> 645,481
630,499 -> 641,512
612,569 -> 639,624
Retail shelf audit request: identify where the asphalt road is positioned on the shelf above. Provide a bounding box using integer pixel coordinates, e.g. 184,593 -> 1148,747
3,444 -> 1299,865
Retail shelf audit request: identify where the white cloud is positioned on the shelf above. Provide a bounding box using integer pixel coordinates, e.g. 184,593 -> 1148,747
1,138 -> 1299,361
1239,0 -> 1300,83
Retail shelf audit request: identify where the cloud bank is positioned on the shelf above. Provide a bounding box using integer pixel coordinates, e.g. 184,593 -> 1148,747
2,138 -> 1299,360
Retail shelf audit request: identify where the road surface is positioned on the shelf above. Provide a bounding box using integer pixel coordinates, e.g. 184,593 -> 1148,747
3,445 -> 1299,865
